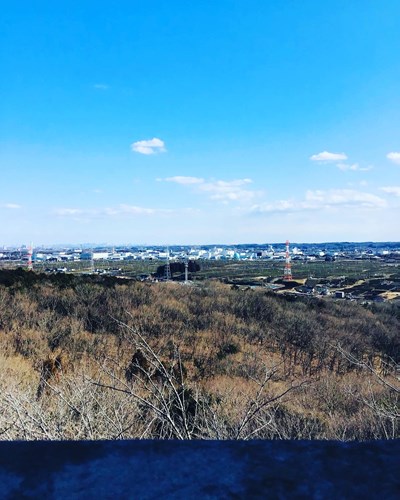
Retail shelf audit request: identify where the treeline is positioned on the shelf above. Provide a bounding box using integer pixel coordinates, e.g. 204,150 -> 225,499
0,268 -> 130,289
0,270 -> 399,440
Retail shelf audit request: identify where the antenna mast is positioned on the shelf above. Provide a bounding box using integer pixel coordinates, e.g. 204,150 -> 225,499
90,250 -> 94,274
164,247 -> 171,281
283,240 -> 292,281
184,254 -> 189,283
27,243 -> 33,271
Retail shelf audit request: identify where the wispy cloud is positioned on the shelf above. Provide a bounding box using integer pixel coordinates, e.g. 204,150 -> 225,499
380,186 -> 400,197
310,151 -> 348,162
94,83 -> 109,90
54,204 -> 174,219
2,203 -> 22,209
115,205 -> 169,215
304,189 -> 386,208
198,179 -> 256,202
55,208 -> 84,216
250,199 -> 298,214
162,176 -> 204,185
251,189 -> 387,214
311,152 -> 372,172
160,176 -> 260,203
131,138 -> 166,155
387,152 -> 400,165
336,163 -> 373,172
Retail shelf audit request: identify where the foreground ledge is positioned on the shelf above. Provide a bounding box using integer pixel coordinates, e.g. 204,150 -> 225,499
0,440 -> 399,498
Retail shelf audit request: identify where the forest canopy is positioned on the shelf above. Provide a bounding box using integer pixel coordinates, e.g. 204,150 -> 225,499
0,270 -> 399,440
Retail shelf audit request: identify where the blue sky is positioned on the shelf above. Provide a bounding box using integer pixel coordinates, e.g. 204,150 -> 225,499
1,1 -> 400,246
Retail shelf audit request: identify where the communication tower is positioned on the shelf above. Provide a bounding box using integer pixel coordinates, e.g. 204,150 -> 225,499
27,243 -> 33,271
164,248 -> 171,281
184,255 -> 189,283
90,250 -> 95,274
283,240 -> 292,281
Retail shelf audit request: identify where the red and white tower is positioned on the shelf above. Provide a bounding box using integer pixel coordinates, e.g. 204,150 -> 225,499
283,240 -> 292,281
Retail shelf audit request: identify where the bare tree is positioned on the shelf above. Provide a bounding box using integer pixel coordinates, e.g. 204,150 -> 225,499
0,370 -> 143,440
87,318 -> 306,440
332,343 -> 399,439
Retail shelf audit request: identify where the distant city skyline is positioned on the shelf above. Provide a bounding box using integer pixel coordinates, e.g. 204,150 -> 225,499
1,1 -> 400,246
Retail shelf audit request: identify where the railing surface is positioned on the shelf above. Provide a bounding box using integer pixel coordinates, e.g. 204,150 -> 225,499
0,440 -> 399,498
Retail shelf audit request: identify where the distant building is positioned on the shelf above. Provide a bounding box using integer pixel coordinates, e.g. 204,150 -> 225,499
81,251 -> 109,261
315,285 -> 330,295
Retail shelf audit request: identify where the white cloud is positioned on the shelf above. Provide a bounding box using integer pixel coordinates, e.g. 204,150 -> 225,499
336,163 -> 373,172
251,189 -> 387,214
163,176 -> 204,185
131,138 -> 166,155
94,83 -> 109,90
387,152 -> 400,165
310,151 -> 348,162
160,176 -> 259,203
380,186 -> 400,197
2,203 -> 21,209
